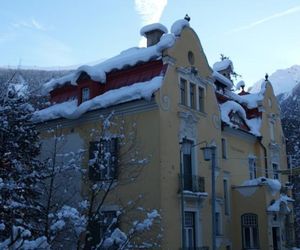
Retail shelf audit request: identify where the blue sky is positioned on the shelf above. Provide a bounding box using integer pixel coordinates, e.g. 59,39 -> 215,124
1,0 -> 300,86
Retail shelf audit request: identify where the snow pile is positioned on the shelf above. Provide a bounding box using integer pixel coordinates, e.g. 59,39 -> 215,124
236,80 -> 245,90
102,228 -> 127,248
212,70 -> 233,89
183,190 -> 208,197
44,33 -> 175,93
134,209 -> 160,232
268,195 -> 294,212
171,19 -> 190,36
242,177 -> 281,195
213,58 -> 233,72
220,100 -> 261,136
0,226 -> 49,249
140,23 -> 168,37
35,76 -> 163,122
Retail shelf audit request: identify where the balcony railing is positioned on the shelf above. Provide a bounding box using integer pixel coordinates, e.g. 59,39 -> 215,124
179,174 -> 205,193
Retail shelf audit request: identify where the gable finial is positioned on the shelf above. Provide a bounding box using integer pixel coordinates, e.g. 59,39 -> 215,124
265,73 -> 269,81
184,14 -> 191,22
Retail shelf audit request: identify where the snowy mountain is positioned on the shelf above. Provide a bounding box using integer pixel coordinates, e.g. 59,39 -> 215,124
251,65 -> 300,96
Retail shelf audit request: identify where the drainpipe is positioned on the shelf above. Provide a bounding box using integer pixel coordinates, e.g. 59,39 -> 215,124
258,136 -> 268,178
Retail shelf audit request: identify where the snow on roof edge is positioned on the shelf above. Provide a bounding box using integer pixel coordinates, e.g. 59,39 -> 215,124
34,76 -> 164,122
212,70 -> 233,89
213,58 -> 233,72
43,32 -> 175,94
170,19 -> 190,36
220,100 -> 261,136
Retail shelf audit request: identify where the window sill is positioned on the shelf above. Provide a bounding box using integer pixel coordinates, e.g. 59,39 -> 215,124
178,104 -> 207,117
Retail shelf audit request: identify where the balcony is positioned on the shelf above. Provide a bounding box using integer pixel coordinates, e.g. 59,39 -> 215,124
178,174 -> 205,193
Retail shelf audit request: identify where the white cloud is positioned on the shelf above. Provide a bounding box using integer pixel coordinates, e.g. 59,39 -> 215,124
228,5 -> 300,34
134,0 -> 168,47
12,18 -> 45,31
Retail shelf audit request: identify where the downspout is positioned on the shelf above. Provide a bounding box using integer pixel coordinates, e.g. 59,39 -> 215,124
258,136 -> 268,178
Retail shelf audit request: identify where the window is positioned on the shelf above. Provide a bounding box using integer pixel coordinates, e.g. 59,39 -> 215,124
198,87 -> 204,112
180,78 -> 187,105
184,212 -> 196,248
182,139 -> 193,191
221,138 -> 227,159
89,138 -> 118,181
272,163 -> 279,179
241,213 -> 259,249
189,83 -> 196,109
88,211 -> 117,248
248,157 -> 257,180
82,87 -> 90,102
223,179 -> 230,215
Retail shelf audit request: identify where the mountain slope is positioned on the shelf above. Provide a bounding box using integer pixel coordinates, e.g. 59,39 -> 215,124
251,65 -> 300,96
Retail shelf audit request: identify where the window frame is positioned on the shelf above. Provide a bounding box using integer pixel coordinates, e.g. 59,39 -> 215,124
81,87 -> 90,102
223,178 -> 230,216
248,156 -> 257,180
89,138 -> 118,181
182,138 -> 194,191
198,86 -> 205,112
180,78 -> 187,105
272,163 -> 279,180
189,82 -> 196,109
178,76 -> 206,112
88,210 -> 118,248
241,213 -> 259,249
184,211 -> 196,248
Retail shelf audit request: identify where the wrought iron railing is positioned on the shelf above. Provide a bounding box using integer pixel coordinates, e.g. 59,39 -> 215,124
178,174 -> 205,193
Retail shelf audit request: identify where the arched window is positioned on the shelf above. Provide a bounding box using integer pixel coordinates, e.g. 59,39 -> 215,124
241,213 -> 259,249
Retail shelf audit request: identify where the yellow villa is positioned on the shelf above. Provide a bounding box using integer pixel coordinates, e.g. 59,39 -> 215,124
35,18 -> 295,250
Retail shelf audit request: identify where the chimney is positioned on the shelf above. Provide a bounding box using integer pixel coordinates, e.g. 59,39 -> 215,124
140,23 -> 168,47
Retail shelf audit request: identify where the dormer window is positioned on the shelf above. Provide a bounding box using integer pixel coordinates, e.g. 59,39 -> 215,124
82,87 -> 90,102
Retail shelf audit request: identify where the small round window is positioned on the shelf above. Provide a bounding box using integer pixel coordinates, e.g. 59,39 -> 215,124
188,51 -> 195,65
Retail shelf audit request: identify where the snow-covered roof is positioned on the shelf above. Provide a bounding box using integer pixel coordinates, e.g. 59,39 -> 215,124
140,23 -> 168,37
44,19 -> 192,94
44,35 -> 174,93
34,76 -> 163,122
212,70 -> 233,89
242,177 -> 281,195
170,19 -> 190,36
267,195 -> 294,212
220,100 -> 261,136
213,58 -> 233,72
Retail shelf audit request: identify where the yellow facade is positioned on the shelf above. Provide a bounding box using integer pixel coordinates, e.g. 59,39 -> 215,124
38,22 -> 294,249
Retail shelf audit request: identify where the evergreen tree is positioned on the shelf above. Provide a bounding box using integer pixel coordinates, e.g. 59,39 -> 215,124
0,82 -> 43,242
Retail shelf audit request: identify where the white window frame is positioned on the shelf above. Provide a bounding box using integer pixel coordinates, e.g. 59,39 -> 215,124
241,213 -> 259,249
82,87 -> 90,102
184,208 -> 201,248
248,155 -> 257,180
178,75 -> 206,112
272,162 -> 279,180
